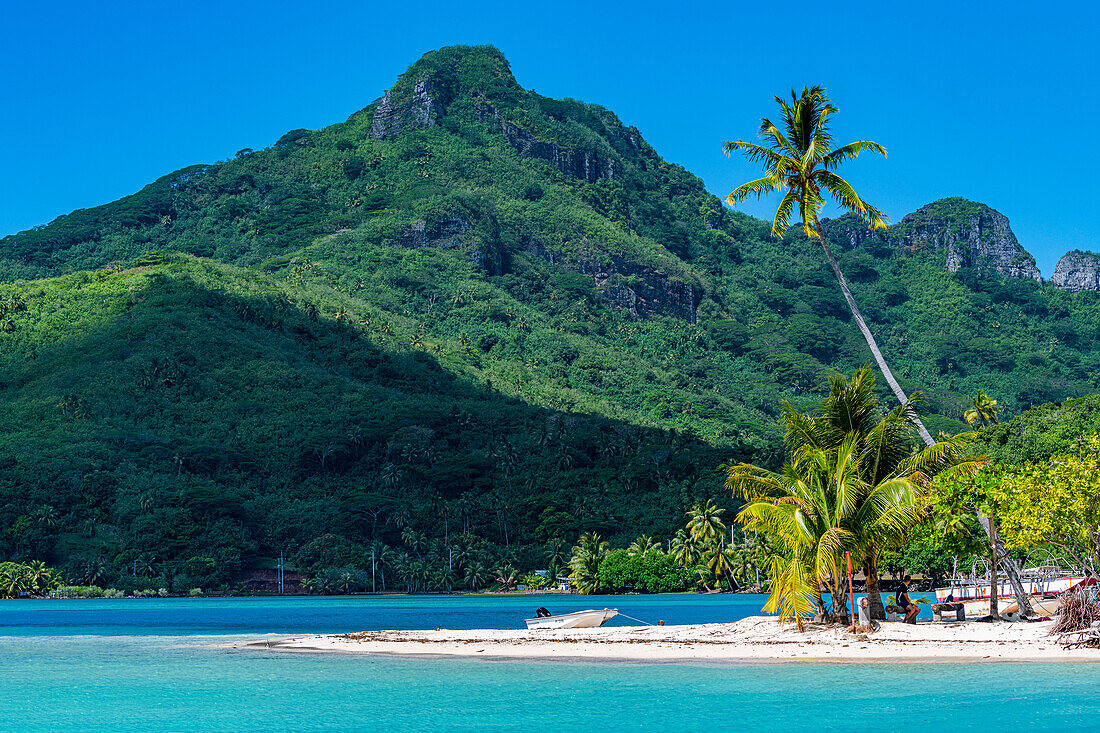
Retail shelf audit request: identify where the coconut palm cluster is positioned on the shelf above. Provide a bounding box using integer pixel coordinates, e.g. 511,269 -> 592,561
0,560 -> 62,598
726,369 -> 977,628
567,501 -> 769,594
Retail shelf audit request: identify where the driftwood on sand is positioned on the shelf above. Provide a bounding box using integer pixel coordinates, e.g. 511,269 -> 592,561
1050,587 -> 1100,649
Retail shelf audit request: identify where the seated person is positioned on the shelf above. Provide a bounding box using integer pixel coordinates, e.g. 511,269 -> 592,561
898,575 -> 920,624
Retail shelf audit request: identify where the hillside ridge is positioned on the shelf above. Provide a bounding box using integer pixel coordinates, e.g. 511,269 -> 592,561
1,45 -> 1099,590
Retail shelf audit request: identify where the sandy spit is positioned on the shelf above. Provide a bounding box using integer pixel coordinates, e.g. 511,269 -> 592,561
243,616 -> 1100,663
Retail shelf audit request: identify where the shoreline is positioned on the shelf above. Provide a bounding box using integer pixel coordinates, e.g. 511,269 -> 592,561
245,616 -> 1100,664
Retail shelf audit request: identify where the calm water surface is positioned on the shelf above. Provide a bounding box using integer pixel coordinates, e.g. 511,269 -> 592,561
0,593 -> 774,635
3,595 -> 1098,732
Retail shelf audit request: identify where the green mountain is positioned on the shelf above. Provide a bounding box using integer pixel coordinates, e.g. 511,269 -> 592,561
2,45 -> 1098,590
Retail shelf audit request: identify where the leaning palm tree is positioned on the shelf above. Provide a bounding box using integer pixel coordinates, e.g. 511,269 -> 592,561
724,85 -> 934,447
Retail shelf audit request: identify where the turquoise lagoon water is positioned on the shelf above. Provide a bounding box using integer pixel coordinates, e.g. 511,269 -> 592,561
3,595 -> 1098,732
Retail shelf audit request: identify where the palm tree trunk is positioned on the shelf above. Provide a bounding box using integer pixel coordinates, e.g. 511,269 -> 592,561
830,577 -> 849,624
865,556 -> 885,620
813,223 -> 1041,612
812,221 -> 935,447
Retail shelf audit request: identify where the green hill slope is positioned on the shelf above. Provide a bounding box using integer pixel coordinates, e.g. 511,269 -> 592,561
0,257 -> 732,588
2,44 -> 1099,588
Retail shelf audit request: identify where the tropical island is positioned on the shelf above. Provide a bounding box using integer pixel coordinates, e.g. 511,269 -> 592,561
1,47 -> 1098,663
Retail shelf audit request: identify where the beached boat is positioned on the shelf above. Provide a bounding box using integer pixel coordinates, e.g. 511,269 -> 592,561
933,558 -> 1089,618
525,608 -> 619,629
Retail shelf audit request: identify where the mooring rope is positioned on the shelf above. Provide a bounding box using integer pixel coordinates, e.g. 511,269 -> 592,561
618,612 -> 661,626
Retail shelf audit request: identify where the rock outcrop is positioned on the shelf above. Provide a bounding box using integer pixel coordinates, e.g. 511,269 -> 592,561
370,74 -> 442,140
892,199 -> 1041,280
477,101 -> 615,183
395,217 -> 469,249
524,237 -> 698,322
392,217 -> 503,276
825,198 -> 1041,281
1051,250 -> 1100,292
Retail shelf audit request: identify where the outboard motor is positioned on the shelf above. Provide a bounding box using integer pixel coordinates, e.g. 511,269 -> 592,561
535,607 -> 552,618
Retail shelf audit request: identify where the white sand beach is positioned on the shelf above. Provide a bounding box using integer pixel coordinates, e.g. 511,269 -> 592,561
251,616 -> 1100,663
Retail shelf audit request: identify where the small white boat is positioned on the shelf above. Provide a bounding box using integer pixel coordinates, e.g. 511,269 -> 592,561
524,608 -> 619,629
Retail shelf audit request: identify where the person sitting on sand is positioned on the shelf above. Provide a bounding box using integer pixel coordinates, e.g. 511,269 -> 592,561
898,575 -> 920,624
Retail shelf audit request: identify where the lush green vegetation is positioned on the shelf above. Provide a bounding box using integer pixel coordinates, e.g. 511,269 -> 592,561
0,561 -> 62,598
2,45 -> 1099,591
866,395 -> 1100,600
727,370 -> 975,624
598,550 -> 693,594
569,501 -> 764,595
928,398 -> 1100,590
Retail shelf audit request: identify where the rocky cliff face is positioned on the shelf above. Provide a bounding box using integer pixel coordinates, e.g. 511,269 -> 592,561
893,199 -> 1040,280
1051,250 -> 1100,292
392,216 -> 505,276
477,101 -> 616,183
523,237 -> 698,322
370,74 -> 442,140
825,198 -> 1041,281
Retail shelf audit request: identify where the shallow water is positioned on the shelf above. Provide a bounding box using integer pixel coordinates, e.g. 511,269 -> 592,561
0,593 -> 775,635
3,595 -> 1098,732
0,592 -> 933,636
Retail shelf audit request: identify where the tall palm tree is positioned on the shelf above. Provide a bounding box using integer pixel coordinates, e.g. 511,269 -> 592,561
724,85 -> 935,447
777,368 -> 978,617
732,436 -> 921,627
464,561 -> 492,591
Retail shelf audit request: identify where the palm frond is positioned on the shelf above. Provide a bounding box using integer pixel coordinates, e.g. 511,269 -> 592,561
798,187 -> 824,238
816,170 -> 889,229
725,174 -> 784,207
771,187 -> 800,237
726,462 -> 785,499
821,140 -> 887,170
723,140 -> 792,170
758,118 -> 801,157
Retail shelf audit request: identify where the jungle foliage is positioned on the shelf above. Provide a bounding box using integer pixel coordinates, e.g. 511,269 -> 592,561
2,45 -> 1099,590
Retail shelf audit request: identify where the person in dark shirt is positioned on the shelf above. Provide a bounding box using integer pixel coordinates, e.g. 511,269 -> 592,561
898,575 -> 920,624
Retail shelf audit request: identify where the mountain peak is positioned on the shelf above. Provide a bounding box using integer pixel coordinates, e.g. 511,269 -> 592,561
393,45 -> 519,106
369,45 -> 521,141
893,197 -> 1040,281
1052,249 -> 1100,292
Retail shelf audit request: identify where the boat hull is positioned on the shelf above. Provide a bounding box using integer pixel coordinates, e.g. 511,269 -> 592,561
524,609 -> 619,629
934,576 -> 1086,604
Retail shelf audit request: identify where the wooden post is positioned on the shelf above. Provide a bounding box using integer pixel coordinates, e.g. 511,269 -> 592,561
846,552 -> 856,623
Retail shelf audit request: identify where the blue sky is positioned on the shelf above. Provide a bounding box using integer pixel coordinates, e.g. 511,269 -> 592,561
2,1 -> 1095,276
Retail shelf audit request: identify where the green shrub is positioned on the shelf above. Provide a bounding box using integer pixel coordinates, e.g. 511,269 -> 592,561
597,550 -> 692,593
